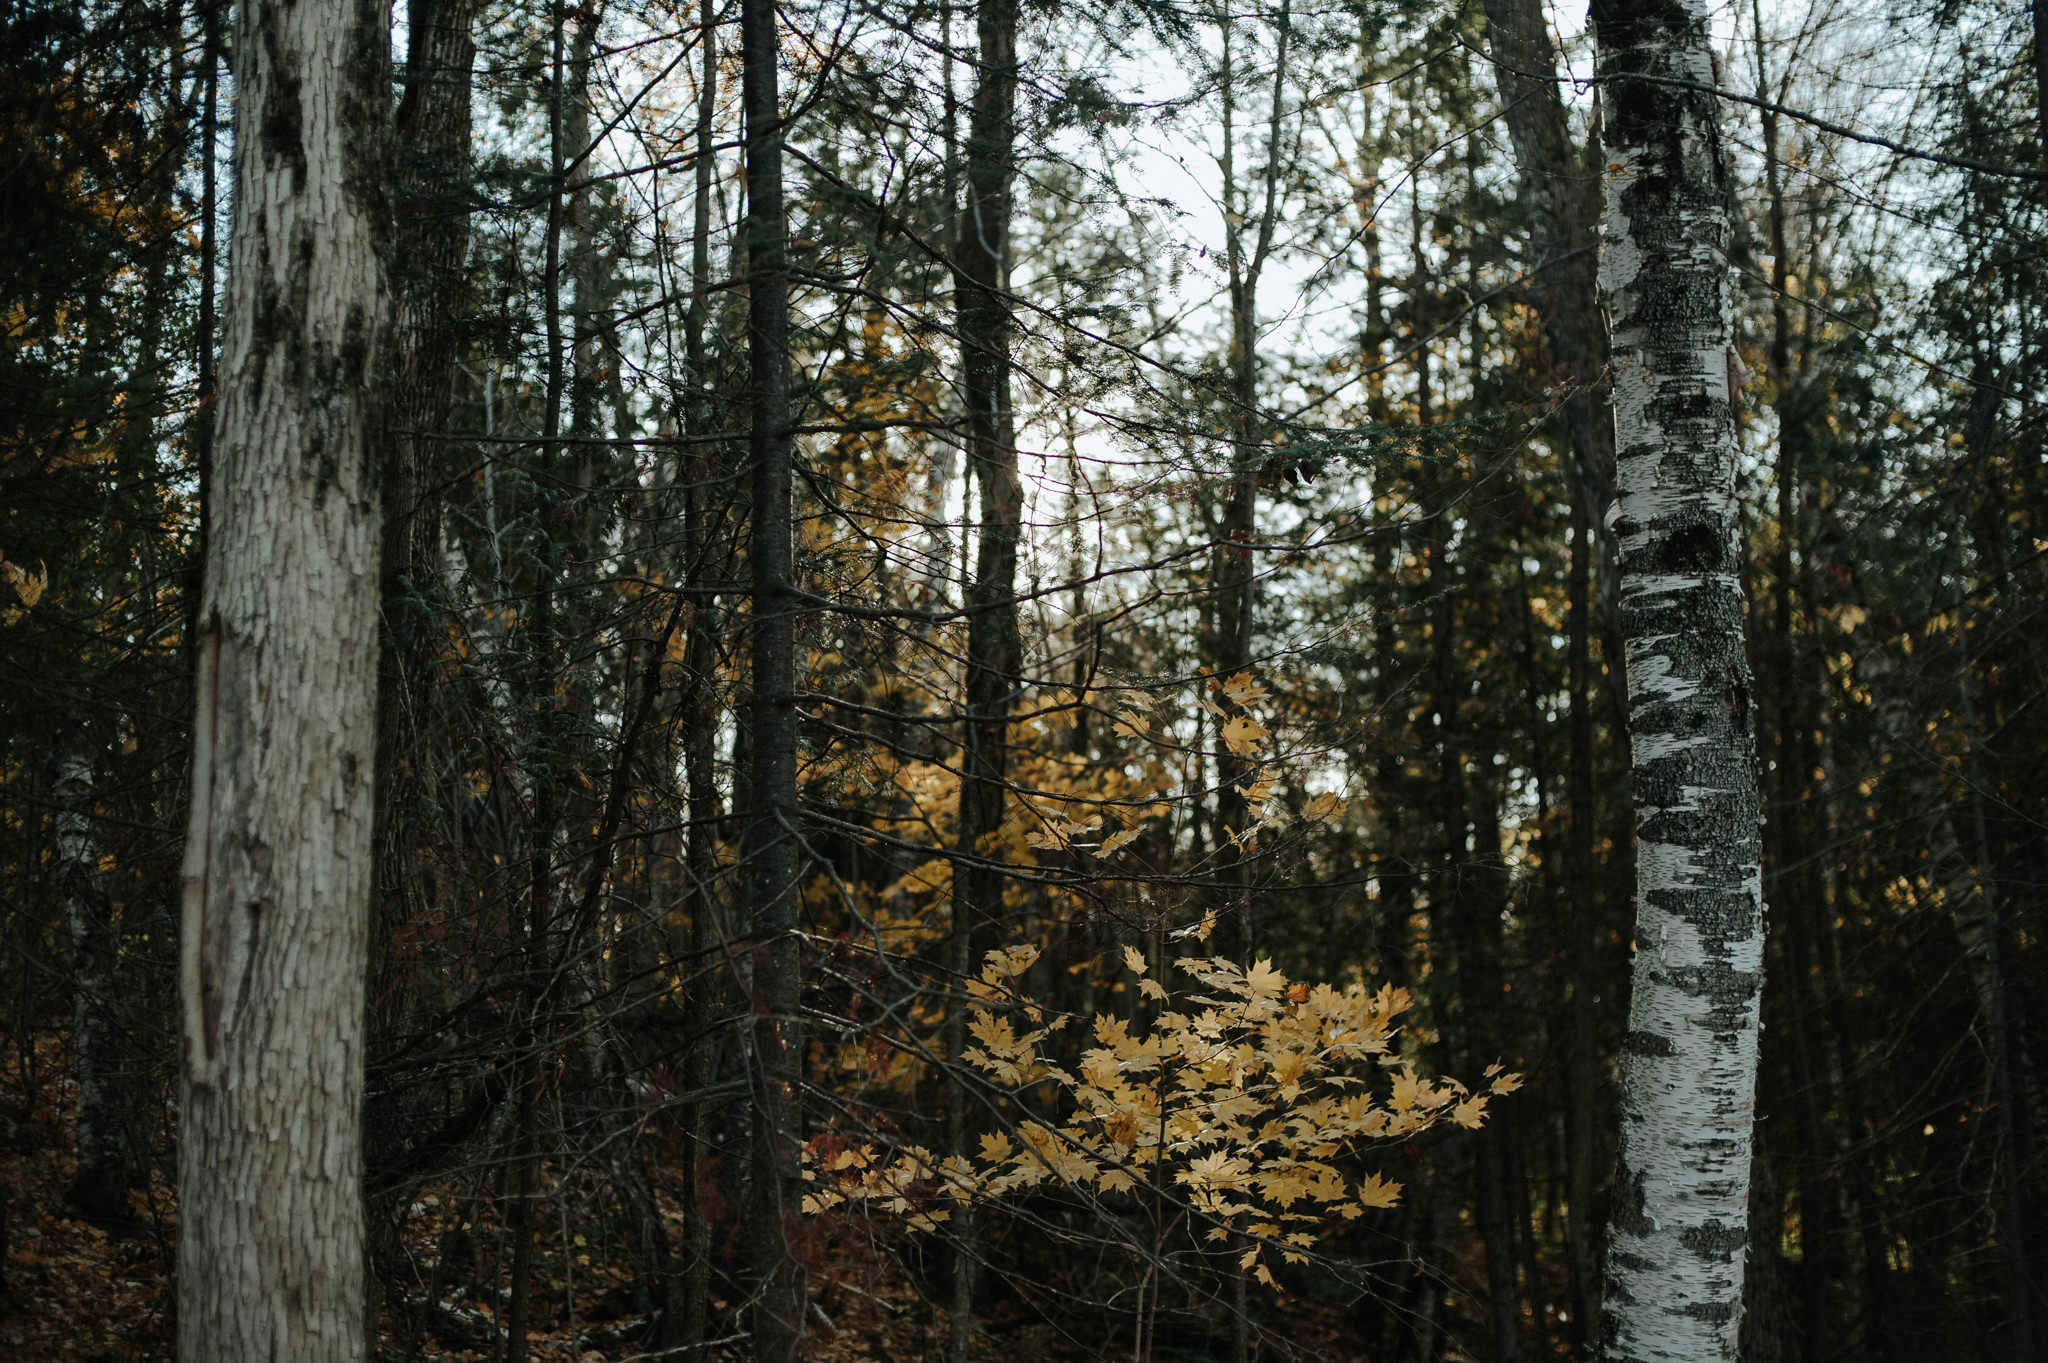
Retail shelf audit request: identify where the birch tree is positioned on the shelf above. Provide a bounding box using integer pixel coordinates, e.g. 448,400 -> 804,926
175,0 -> 390,1351
1591,0 -> 1767,1356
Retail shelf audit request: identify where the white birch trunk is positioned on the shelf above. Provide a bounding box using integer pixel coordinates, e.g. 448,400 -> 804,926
1593,0 -> 1766,1358
176,0 -> 391,1351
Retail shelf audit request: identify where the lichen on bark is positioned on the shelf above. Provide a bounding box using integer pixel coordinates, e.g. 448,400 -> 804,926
1592,0 -> 1767,1358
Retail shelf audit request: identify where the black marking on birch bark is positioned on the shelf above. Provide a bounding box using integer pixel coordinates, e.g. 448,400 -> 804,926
1678,1223 -> 1746,1255
1622,1029 -> 1674,1057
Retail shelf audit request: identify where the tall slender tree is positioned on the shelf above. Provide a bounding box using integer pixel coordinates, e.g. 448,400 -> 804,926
944,0 -> 1022,1355
174,0 -> 391,1353
1591,0 -> 1766,1357
739,0 -> 805,1349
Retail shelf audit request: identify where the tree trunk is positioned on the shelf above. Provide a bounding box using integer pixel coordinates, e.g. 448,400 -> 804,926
1479,0 -> 1627,710
1208,0 -> 1288,972
739,0 -> 806,1347
1565,494 -> 1602,1350
175,0 -> 391,1353
59,742 -> 126,1228
943,0 -> 1021,1356
365,0 -> 479,1321
678,5 -> 724,1353
1592,0 -> 1766,1357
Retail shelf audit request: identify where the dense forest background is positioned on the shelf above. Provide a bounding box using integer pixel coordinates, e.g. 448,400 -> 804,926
2,0 -> 2043,1356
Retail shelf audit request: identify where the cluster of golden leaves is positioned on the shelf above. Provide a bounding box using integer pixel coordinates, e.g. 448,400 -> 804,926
1,551 -> 48,625
803,942 -> 1520,1286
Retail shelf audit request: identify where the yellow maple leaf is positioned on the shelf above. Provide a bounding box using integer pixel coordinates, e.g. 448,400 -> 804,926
1123,944 -> 1149,975
2,557 -> 48,612
1389,1068 -> 1423,1112
1220,715 -> 1266,757
981,944 -> 1040,982
1356,1172 -> 1402,1209
1245,958 -> 1286,999
1097,1165 -> 1138,1193
1100,826 -> 1143,856
1302,792 -> 1346,823
1218,672 -> 1268,707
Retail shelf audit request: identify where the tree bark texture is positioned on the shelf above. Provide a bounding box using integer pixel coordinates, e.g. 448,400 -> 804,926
176,0 -> 391,1352
740,0 -> 806,1351
1592,0 -> 1766,1358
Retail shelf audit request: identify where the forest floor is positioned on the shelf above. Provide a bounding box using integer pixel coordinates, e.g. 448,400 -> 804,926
7,1031 -> 1386,1362
8,1031 -> 1368,1358
0,1029 -> 959,1361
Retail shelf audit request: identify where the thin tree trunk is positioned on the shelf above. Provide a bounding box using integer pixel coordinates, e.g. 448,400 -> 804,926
2034,0 -> 2048,163
1750,37 -> 1850,1354
1479,0 -> 1627,711
387,0 -> 479,593
1471,768 -> 1525,1363
1405,1154 -> 1463,1363
1592,0 -> 1766,1356
944,1 -> 1021,1352
1565,494 -> 1601,1351
506,2 -> 574,1352
678,4 -> 723,1352
739,0 -> 805,1346
1208,0 -> 1288,974
175,0 -> 391,1352
71,73 -> 184,1219
184,0 -> 219,651
366,0 -> 479,1321
1955,632 -> 2036,1363
60,742 -> 126,1228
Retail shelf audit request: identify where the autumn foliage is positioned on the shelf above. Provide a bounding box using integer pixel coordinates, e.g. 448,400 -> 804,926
804,942 -> 1519,1286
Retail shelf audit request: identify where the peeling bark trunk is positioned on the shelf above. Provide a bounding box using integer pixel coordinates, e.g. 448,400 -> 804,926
175,0 -> 391,1351
1592,0 -> 1765,1357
